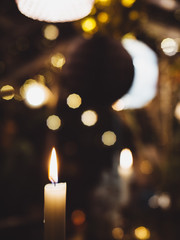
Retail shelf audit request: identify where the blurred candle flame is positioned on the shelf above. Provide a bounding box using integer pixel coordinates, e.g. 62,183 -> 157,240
120,148 -> 133,169
119,148 -> 133,177
49,147 -> 58,184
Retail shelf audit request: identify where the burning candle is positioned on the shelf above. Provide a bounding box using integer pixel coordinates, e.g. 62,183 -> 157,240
118,148 -> 133,206
44,147 -> 66,240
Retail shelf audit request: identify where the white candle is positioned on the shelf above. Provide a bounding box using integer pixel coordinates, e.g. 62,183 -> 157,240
118,148 -> 133,206
44,147 -> 67,240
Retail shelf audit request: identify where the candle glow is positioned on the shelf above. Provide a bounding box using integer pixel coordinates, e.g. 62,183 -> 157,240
120,148 -> 133,169
48,147 -> 58,184
44,147 -> 66,240
119,148 -> 133,177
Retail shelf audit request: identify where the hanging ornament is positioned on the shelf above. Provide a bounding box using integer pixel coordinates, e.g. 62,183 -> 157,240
15,0 -> 95,22
61,34 -> 134,107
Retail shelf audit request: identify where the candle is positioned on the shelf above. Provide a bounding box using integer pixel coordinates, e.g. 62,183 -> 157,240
44,147 -> 67,240
118,148 -> 133,178
118,148 -> 133,206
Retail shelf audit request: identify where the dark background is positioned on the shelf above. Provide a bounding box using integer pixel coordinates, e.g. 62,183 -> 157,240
1,0 -> 180,240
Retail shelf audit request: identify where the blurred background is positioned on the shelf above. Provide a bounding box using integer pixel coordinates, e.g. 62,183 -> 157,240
1,0 -> 180,239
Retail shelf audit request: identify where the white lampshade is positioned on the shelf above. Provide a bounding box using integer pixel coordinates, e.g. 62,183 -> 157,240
16,0 -> 95,22
121,38 -> 159,109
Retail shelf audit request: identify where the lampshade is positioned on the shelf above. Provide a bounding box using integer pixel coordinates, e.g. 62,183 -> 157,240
15,0 -> 95,22
120,38 -> 159,109
61,34 -> 134,107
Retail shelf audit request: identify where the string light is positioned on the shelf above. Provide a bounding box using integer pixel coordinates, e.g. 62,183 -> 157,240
46,115 -> 61,130
81,17 -> 97,33
95,0 -> 111,7
51,53 -> 66,69
134,226 -> 150,240
20,79 -> 49,108
161,38 -> 178,56
97,12 -> 109,23
81,110 -> 98,126
0,85 -> 15,100
121,0 -> 136,8
112,227 -> 124,239
67,93 -> 82,109
101,131 -> 116,146
43,24 -> 59,40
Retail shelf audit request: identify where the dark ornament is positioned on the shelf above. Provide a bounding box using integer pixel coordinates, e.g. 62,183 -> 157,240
61,34 -> 134,107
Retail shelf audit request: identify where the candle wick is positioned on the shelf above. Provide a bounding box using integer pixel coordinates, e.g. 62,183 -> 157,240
53,182 -> 56,187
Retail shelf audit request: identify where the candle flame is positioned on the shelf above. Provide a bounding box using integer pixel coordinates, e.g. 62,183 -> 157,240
48,147 -> 58,183
120,148 -> 133,170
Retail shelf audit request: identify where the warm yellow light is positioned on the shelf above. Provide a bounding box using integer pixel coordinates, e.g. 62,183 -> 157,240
95,0 -> 111,6
43,24 -> 59,40
51,53 -> 66,69
174,102 -> 180,121
122,32 -> 136,40
161,38 -> 178,56
129,10 -> 139,20
67,93 -> 82,109
112,99 -> 125,111
140,160 -> 153,175
120,148 -> 133,170
24,82 -> 47,108
81,17 -> 97,33
158,193 -> 171,209
81,110 -> 98,126
112,227 -> 124,239
97,12 -> 109,23
121,0 -> 136,8
49,147 -> 58,184
134,226 -> 150,240
47,115 -> 61,130
0,85 -> 15,100
102,131 -> 117,146
71,210 -> 86,226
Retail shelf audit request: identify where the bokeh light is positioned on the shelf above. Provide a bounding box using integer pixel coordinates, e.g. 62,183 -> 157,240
71,210 -> 86,226
25,84 -> 46,107
161,38 -> 178,56
97,12 -> 109,23
148,193 -> 171,209
81,17 -> 97,33
102,131 -> 116,146
81,110 -> 98,126
51,53 -> 66,69
95,0 -> 111,6
0,85 -> 15,100
158,193 -> 171,209
134,226 -> 150,240
46,115 -> 61,130
20,80 -> 48,108
112,227 -> 124,239
112,99 -> 125,111
121,0 -> 136,8
174,101 -> 180,121
43,24 -> 59,40
129,10 -> 139,20
119,148 -> 133,170
140,160 -> 153,175
67,93 -> 82,109
148,195 -> 159,209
